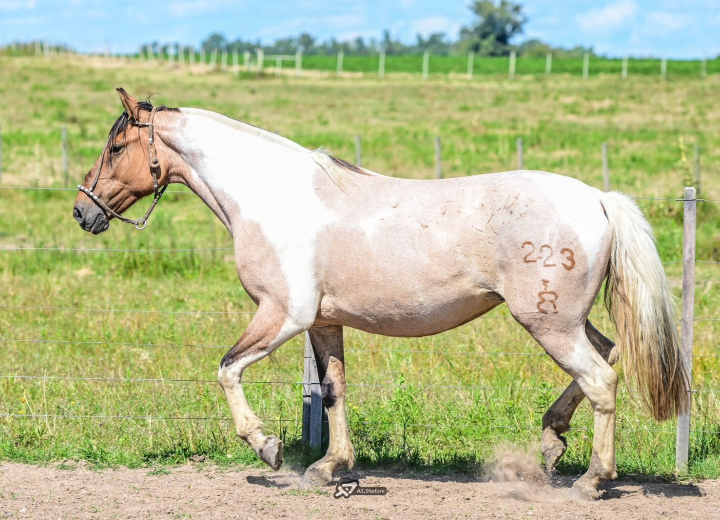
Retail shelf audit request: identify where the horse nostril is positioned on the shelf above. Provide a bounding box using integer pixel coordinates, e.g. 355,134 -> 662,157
73,206 -> 83,223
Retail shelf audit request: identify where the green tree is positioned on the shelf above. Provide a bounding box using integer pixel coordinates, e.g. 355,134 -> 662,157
457,0 -> 526,56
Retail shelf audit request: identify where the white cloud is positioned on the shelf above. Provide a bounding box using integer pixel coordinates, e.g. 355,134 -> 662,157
409,15 -> 460,38
576,0 -> 638,34
645,11 -> 692,32
0,0 -> 36,10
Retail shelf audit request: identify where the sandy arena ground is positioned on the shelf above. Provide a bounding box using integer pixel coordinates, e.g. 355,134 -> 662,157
1,462 -> 717,519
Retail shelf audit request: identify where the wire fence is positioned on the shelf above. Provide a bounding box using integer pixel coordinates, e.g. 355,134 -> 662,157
1,183 -> 718,460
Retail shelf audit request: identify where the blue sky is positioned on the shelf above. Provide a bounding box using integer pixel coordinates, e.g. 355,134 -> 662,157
0,0 -> 718,58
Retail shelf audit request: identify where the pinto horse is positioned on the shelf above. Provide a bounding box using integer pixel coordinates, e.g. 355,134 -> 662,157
73,89 -> 688,498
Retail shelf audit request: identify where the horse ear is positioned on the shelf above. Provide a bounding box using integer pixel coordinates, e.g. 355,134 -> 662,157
116,88 -> 141,120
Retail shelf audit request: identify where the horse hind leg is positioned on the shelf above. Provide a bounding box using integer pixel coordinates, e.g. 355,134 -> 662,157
301,325 -> 355,487
542,320 -> 619,473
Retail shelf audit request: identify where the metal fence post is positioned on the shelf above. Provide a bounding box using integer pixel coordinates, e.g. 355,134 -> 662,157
676,187 -> 697,472
302,332 -> 322,451
435,136 -> 442,179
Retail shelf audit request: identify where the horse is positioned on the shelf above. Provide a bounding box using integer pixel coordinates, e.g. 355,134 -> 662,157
73,88 -> 689,499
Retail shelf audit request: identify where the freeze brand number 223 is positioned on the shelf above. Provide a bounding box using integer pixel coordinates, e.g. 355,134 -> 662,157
521,241 -> 575,271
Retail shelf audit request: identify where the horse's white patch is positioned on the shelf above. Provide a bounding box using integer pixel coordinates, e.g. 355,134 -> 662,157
178,108 -> 335,337
520,172 -> 609,272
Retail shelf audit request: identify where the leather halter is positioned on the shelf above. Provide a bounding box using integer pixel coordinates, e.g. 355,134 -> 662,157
77,106 -> 167,230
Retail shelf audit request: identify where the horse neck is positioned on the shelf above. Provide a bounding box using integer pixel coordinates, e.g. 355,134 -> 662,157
165,109 -> 316,234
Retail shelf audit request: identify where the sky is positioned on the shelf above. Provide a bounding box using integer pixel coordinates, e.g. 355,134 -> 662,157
0,0 -> 718,59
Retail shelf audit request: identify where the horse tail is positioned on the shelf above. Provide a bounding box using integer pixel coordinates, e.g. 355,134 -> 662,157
600,192 -> 689,421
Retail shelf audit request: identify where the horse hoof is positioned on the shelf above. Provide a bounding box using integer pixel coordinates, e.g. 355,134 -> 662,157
300,464 -> 333,488
570,476 -> 601,501
541,431 -> 567,473
259,436 -> 283,471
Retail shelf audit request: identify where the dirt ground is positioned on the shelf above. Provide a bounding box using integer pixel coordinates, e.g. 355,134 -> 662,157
0,462 -> 717,520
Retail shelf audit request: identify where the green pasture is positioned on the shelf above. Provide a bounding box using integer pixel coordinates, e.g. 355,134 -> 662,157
0,55 -> 719,479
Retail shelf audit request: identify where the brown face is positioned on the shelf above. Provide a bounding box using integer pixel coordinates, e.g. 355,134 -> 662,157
73,89 -> 159,234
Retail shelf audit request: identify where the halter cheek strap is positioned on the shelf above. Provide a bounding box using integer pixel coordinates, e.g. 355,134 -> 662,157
77,106 -> 167,231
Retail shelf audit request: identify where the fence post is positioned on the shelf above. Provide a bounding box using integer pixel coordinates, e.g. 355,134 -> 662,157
276,56 -> 282,76
622,56 -> 628,79
422,50 -> 429,80
61,125 -> 69,186
602,142 -> 609,192
355,135 -> 362,167
337,50 -> 343,75
221,50 -> 227,72
295,50 -> 302,77
694,145 -> 701,197
435,136 -> 442,179
517,138 -> 523,170
378,51 -> 385,79
583,51 -> 589,79
244,51 -> 251,72
233,50 -> 239,75
676,186 -> 697,473
545,52 -> 552,75
661,57 -> 667,80
257,49 -> 264,73
467,52 -> 474,79
302,332 -> 322,451
508,50 -> 516,80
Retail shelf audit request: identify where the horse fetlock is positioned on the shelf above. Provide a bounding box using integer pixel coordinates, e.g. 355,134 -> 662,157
300,460 -> 335,488
570,474 -> 602,501
258,435 -> 284,471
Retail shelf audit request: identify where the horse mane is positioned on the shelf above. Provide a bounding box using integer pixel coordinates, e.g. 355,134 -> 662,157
179,107 -> 372,189
107,99 -> 178,165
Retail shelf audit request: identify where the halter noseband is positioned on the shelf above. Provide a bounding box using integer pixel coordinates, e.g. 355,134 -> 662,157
77,106 -> 167,231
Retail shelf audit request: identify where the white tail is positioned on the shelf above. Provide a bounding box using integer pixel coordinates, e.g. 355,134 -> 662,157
601,192 -> 690,421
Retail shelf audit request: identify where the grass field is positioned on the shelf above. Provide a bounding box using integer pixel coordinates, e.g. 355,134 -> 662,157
0,55 -> 719,480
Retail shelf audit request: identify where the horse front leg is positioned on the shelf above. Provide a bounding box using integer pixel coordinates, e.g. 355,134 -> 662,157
541,320 -> 619,473
218,304 -> 305,470
301,325 -> 355,487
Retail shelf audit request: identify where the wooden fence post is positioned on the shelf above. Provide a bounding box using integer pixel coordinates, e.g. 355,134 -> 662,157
233,50 -> 239,75
676,186 -> 697,472
61,125 -> 69,186
467,52 -> 474,79
602,142 -> 609,192
422,50 -> 429,80
378,51 -> 385,79
695,145 -> 701,197
517,138 -> 523,170
244,51 -> 251,72
622,57 -> 628,80
355,135 -> 362,167
295,50 -> 302,77
337,50 -> 344,75
583,51 -> 589,79
661,57 -> 667,80
257,49 -> 264,72
545,52 -> 552,75
508,50 -> 516,80
435,136 -> 442,179
302,332 -> 322,451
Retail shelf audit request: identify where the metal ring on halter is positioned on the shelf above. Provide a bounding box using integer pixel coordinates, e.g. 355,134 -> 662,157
135,219 -> 148,231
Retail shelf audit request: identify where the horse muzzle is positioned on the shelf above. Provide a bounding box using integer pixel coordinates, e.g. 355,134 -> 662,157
73,203 -> 110,235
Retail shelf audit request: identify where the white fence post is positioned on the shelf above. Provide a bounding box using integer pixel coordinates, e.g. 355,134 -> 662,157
337,50 -> 344,75
517,138 -> 523,170
295,50 -> 302,77
661,57 -> 667,80
622,57 -> 628,80
583,51 -> 589,79
244,51 -> 251,72
422,50 -> 429,80
602,142 -> 609,192
508,50 -> 516,79
467,52 -> 474,79
257,48 -> 264,72
435,136 -> 442,179
378,51 -> 385,79
676,186 -> 697,472
545,52 -> 552,75
232,50 -> 238,75
302,332 -> 322,451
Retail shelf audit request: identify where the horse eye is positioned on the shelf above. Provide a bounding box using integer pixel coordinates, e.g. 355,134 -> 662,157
111,144 -> 125,155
